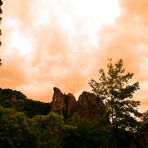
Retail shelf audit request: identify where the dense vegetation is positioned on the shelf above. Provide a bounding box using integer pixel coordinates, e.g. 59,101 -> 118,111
89,59 -> 141,132
0,99 -> 147,148
0,88 -> 51,118
0,59 -> 148,148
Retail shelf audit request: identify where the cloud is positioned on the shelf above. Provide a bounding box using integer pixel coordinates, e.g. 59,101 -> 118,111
0,53 -> 27,88
2,0 -> 100,101
1,0 -> 148,112
96,0 -> 148,111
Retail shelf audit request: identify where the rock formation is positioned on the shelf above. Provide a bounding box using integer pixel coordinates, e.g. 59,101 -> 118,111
51,87 -> 106,121
51,87 -> 77,118
51,87 -> 65,114
77,91 -> 105,120
64,93 -> 77,116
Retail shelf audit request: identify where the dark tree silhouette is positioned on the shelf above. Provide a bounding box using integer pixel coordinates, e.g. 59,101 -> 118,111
89,59 -> 141,132
0,0 -> 2,44
0,0 -> 2,65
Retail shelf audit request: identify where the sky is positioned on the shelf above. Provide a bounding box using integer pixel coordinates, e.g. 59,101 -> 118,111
0,0 -> 148,112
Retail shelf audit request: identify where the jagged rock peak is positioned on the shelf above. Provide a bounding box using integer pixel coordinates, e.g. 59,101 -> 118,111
53,87 -> 62,93
51,88 -> 106,121
52,87 -> 64,101
51,87 -> 77,117
66,93 -> 77,115
51,87 -> 65,114
77,91 -> 105,120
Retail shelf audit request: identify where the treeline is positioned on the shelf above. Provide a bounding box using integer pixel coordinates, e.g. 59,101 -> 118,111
0,88 -> 51,117
0,0 -> 147,146
0,58 -> 148,148
0,98 -> 147,148
0,88 -> 115,147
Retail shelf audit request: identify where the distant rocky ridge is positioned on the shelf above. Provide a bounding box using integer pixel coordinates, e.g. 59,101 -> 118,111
51,87 -> 106,120
0,87 -> 107,120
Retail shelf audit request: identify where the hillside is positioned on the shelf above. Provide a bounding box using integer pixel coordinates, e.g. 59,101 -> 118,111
0,88 -> 51,117
0,87 -> 147,147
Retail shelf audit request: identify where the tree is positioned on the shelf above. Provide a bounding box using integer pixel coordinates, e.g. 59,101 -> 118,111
0,0 -> 2,65
62,120 -> 116,148
141,110 -> 148,122
137,110 -> 148,147
89,59 -> 141,131
0,88 -> 51,117
0,0 -> 2,44
0,106 -> 37,147
31,112 -> 64,147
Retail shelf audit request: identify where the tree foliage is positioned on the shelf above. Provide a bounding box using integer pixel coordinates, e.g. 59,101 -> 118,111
0,88 -> 51,117
62,119 -> 116,148
31,112 -> 64,147
0,0 -> 2,43
0,0 -> 2,65
141,110 -> 148,123
89,59 -> 141,131
137,110 -> 148,147
0,106 -> 37,147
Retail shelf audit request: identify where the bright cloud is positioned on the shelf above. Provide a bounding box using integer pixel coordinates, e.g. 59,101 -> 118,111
1,0 -> 148,112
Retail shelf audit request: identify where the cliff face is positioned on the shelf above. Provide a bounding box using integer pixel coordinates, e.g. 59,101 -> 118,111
51,87 -> 77,117
77,91 -> 105,120
51,87 -> 65,114
51,87 -> 106,120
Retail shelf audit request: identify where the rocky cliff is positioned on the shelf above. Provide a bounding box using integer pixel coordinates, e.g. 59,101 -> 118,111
51,87 -> 77,118
51,87 -> 106,121
77,91 -> 105,120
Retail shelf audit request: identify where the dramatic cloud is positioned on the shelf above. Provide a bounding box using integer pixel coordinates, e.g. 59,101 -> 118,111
0,0 -> 148,111
97,0 -> 148,111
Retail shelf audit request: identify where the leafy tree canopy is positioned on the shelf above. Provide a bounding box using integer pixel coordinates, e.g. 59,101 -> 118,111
31,112 -> 64,147
0,88 -> 51,117
0,106 -> 37,147
89,59 -> 141,132
0,0 -> 2,64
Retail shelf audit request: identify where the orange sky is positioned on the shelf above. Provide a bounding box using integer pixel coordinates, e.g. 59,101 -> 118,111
0,0 -> 148,112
